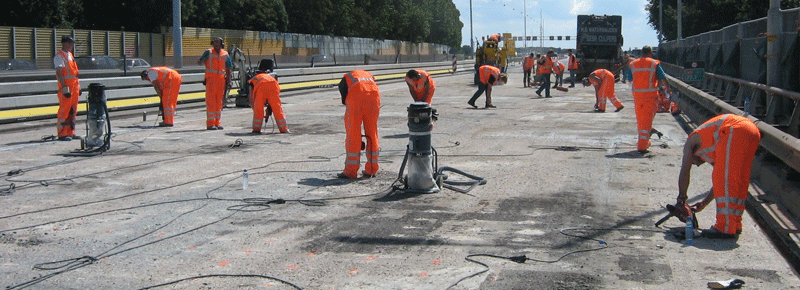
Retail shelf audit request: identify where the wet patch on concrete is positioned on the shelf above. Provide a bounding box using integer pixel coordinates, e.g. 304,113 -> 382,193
617,254 -> 672,284
480,270 -> 601,289
710,267 -> 781,283
286,123 -> 340,135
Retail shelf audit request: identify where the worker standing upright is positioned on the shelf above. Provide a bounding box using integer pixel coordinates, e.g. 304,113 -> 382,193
522,53 -> 535,88
583,69 -> 624,113
627,46 -> 671,153
535,51 -> 555,98
567,49 -> 578,87
405,70 -> 436,104
53,36 -> 80,141
337,70 -> 381,179
197,37 -> 232,130
468,65 -> 507,109
676,114 -> 761,239
141,67 -> 182,127
248,68 -> 289,134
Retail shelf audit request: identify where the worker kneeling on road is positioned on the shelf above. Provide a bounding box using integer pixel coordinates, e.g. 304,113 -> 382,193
337,70 -> 381,179
141,67 -> 182,127
676,114 -> 761,239
583,69 -> 624,113
248,69 -> 289,134
405,69 -> 435,104
468,65 -> 507,109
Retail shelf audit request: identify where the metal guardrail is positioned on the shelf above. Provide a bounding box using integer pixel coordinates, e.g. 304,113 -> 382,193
0,61 -> 465,123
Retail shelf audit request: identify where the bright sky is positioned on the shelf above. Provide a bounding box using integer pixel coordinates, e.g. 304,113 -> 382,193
452,0 -> 660,50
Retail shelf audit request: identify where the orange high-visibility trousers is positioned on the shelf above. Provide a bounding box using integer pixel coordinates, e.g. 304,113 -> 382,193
343,92 -> 380,178
633,93 -> 658,151
161,72 -> 182,125
250,80 -> 288,133
205,76 -> 226,127
56,82 -> 80,138
708,117 -> 760,234
594,70 -> 623,111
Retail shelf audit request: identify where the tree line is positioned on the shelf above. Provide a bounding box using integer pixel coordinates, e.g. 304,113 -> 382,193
4,0 -> 463,48
647,0 -> 800,41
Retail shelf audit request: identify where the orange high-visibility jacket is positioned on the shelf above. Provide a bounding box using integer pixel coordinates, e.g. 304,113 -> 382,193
523,57 -> 535,70
630,57 -> 659,96
478,65 -> 501,85
568,54 -> 578,70
405,69 -> 435,103
203,48 -> 229,80
56,50 -> 79,88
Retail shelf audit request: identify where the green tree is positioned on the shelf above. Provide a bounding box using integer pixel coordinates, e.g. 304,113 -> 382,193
222,0 -> 288,32
182,0 -> 225,29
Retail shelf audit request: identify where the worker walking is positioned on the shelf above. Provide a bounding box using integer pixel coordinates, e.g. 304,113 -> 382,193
535,51 -> 555,98
626,46 -> 671,153
248,69 -> 289,134
676,114 -> 761,239
141,67 -> 182,127
337,70 -> 381,179
405,69 -> 435,104
53,36 -> 81,141
468,65 -> 508,109
583,69 -> 624,113
567,49 -> 578,87
522,53 -> 535,88
197,37 -> 232,130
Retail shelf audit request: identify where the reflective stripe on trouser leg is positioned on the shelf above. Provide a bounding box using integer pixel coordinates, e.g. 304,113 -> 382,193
343,102 -> 364,178
162,78 -> 179,124
252,93 -> 266,131
712,123 -> 760,234
267,95 -> 289,133
633,94 -> 657,151
205,76 -> 225,127
56,83 -> 79,138
362,98 -> 380,175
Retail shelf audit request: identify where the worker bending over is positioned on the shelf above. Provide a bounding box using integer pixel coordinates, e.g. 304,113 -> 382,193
405,69 -> 435,104
248,69 -> 289,134
626,46 -> 671,153
468,65 -> 507,109
676,114 -> 761,239
337,70 -> 381,179
141,67 -> 182,127
583,69 -> 624,113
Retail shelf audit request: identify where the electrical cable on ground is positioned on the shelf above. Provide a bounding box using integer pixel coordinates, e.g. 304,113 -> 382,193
136,274 -> 303,290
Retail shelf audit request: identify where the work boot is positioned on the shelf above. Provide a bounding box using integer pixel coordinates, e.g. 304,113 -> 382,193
158,122 -> 173,127
545,95 -> 552,98
216,126 -> 224,130
535,91 -> 542,98
361,170 -> 375,178
280,129 -> 291,134
58,136 -> 72,141
337,172 -> 355,179
485,104 -> 496,108
701,227 -> 738,239
568,85 -> 575,88
207,126 -> 216,130
251,130 -> 262,135
467,101 -> 477,109
594,108 -> 605,113
615,105 -> 625,112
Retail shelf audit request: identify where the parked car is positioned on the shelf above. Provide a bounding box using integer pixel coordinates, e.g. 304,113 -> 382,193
1,59 -> 38,70
74,55 -> 121,70
123,58 -> 151,70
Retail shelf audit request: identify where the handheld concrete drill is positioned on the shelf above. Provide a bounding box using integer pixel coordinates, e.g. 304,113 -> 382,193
655,202 -> 698,228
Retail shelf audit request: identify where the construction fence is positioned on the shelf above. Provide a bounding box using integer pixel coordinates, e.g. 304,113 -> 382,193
658,7 -> 800,92
0,26 -> 452,69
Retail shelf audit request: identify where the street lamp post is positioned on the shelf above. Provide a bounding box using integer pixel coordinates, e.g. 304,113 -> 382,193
470,0 -> 474,55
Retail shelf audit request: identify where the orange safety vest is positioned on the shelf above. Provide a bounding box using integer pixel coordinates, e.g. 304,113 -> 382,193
56,50 -> 79,87
523,57 -> 535,70
478,65 -> 501,85
553,61 -> 565,74
203,48 -> 229,80
590,69 -> 613,86
344,70 -> 378,94
538,57 -> 553,74
405,70 -> 434,95
631,57 -> 659,95
568,54 -> 578,70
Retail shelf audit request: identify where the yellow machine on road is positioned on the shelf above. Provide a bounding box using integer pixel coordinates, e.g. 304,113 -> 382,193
474,33 -> 515,84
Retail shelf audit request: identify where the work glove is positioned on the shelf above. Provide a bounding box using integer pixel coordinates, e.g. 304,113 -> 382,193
64,93 -> 71,98
675,202 -> 693,223
62,87 -> 71,98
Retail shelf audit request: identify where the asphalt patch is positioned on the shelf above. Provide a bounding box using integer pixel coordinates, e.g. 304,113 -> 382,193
480,270 -> 601,289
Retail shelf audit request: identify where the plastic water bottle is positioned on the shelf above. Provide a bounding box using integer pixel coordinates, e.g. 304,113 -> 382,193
685,216 -> 694,246
242,169 -> 249,190
744,98 -> 751,116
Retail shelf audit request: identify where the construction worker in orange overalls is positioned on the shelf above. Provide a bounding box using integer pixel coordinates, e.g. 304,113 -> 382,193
53,36 -> 81,141
468,65 -> 508,109
535,51 -> 555,98
141,67 -> 182,127
676,114 -> 761,239
583,69 -> 624,113
197,37 -> 232,130
567,49 -> 578,87
626,46 -> 671,153
522,53 -> 535,88
405,69 -> 435,104
248,69 -> 290,134
337,70 -> 381,179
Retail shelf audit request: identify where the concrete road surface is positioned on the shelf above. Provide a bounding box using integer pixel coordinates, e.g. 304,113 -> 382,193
1,67 -> 798,289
